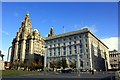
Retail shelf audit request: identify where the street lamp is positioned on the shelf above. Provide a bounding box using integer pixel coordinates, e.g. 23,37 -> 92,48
44,46 -> 47,72
104,52 -> 107,72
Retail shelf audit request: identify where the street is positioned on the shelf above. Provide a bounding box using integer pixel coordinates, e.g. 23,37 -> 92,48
2,71 -> 117,80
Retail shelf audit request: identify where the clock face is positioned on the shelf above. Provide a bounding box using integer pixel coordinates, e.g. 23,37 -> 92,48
28,24 -> 31,27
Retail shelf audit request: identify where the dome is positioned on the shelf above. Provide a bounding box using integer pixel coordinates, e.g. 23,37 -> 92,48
34,29 -> 39,33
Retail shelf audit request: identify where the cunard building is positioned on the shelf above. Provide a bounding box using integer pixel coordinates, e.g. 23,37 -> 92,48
45,28 -> 111,71
10,13 -> 45,65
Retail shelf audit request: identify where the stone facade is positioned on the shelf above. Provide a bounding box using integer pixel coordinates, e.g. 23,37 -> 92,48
10,13 -> 111,71
10,13 -> 45,65
45,28 -> 111,71
109,50 -> 120,70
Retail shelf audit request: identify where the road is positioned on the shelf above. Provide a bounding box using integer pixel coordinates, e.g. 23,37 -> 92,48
1,71 -> 117,80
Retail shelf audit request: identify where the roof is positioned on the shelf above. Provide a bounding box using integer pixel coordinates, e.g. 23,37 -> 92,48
44,28 -> 109,49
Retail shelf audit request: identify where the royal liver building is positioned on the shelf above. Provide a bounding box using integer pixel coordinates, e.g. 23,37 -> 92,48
10,13 -> 45,64
10,13 -> 111,71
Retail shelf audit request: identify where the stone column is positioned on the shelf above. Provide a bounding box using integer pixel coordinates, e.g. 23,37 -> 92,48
29,39 -> 33,59
14,41 -> 18,61
20,40 -> 26,62
44,47 -> 47,68
77,53 -> 80,69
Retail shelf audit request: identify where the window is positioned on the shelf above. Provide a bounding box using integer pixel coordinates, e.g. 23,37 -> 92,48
50,53 -> 52,56
75,50 -> 77,53
63,47 -> 66,51
79,35 -> 81,38
74,45 -> 76,49
80,60 -> 83,67
80,44 -> 82,48
54,40 -> 56,43
58,39 -> 60,42
64,51 -> 66,55
80,40 -> 81,43
74,41 -> 76,44
74,36 -> 76,39
50,45 -> 52,48
64,39 -> 66,41
69,46 -> 71,50
54,44 -> 56,47
85,39 -> 87,42
87,54 -> 89,58
69,38 -> 71,40
86,44 -> 87,47
58,43 -> 60,47
86,49 -> 88,52
58,52 -> 60,56
63,43 -> 65,46
85,34 -> 88,38
69,42 -> 71,45
70,51 -> 72,54
80,55 -> 82,58
80,49 -> 82,53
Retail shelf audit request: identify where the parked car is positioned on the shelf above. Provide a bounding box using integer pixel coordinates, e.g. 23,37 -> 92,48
61,68 -> 72,73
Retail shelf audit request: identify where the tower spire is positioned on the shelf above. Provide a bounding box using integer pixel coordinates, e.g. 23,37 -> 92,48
48,27 -> 56,37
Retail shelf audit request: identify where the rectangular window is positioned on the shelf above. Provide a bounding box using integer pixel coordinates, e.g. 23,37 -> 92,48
54,53 -> 56,56
50,53 -> 52,56
58,52 -> 60,56
64,51 -> 66,55
69,42 -> 71,45
50,45 -> 52,48
79,35 -> 81,38
75,50 -> 77,53
80,55 -> 82,58
69,38 -> 71,40
86,44 -> 87,47
58,43 -> 60,47
74,41 -> 76,44
70,51 -> 72,54
74,45 -> 76,50
87,54 -> 89,58
74,36 -> 76,39
63,47 -> 66,51
85,39 -> 87,42
80,60 -> 83,67
85,34 -> 88,38
54,44 -> 56,47
80,49 -> 82,53
86,49 -> 88,52
80,40 -> 81,43
80,44 -> 82,48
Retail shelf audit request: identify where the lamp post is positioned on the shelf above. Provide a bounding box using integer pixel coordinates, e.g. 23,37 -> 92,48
44,46 -> 47,72
77,53 -> 80,76
104,52 -> 107,72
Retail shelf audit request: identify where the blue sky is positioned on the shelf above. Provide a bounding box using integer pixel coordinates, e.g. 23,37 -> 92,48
1,2 -> 118,61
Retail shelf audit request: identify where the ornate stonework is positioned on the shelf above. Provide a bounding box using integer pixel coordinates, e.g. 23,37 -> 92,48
10,13 -> 45,64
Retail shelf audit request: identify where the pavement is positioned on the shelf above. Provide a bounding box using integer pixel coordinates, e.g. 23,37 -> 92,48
1,71 -> 118,80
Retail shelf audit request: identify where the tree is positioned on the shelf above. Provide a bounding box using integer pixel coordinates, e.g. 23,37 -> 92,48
13,59 -> 19,70
61,58 -> 68,69
37,59 -> 44,70
70,61 -> 76,69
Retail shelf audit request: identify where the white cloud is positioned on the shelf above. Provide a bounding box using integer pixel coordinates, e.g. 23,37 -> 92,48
0,30 -> 9,35
101,37 -> 118,51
